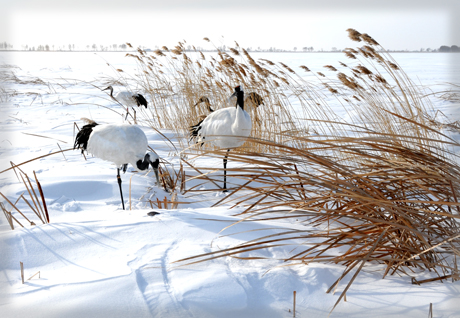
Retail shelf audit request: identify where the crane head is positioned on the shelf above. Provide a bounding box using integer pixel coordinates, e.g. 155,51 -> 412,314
229,85 -> 244,108
194,96 -> 210,107
102,85 -> 114,96
193,96 -> 213,112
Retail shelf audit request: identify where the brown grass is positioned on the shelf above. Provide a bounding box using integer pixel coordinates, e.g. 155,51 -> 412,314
105,29 -> 448,163
105,42 -> 333,153
177,133 -> 460,312
0,165 -> 50,229
107,29 -> 460,312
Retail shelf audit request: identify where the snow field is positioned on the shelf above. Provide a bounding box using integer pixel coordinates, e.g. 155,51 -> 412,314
1,51 -> 460,317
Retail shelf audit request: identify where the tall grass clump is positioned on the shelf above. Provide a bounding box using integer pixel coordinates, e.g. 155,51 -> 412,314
180,134 -> 460,273
178,133 -> 460,312
170,30 -> 459,311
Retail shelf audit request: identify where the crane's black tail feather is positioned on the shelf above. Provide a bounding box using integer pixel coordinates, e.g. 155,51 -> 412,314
134,94 -> 148,108
74,122 -> 99,153
189,120 -> 205,146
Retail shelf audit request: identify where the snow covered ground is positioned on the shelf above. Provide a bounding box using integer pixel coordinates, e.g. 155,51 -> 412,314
1,51 -> 460,317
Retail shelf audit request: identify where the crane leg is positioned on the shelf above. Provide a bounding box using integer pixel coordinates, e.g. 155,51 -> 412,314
223,149 -> 230,192
117,168 -> 125,210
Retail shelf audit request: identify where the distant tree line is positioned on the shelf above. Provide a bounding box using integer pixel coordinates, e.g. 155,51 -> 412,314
19,43 -> 130,51
1,41 -> 460,52
0,42 -> 13,49
438,45 -> 460,52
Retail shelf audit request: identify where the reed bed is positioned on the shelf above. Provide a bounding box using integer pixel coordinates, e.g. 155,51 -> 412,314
109,29 -> 446,159
177,133 -> 460,311
0,67 -> 19,102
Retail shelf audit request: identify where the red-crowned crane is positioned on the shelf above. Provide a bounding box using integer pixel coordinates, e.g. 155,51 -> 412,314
74,119 -> 160,210
103,85 -> 148,108
103,85 -> 148,120
190,86 -> 261,192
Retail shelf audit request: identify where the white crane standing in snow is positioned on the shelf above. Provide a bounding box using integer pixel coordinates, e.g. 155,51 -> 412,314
74,119 -> 160,210
103,85 -> 148,120
190,86 -> 258,192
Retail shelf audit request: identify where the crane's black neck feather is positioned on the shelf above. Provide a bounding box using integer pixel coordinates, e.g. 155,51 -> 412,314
106,86 -> 114,97
74,122 -> 99,153
234,86 -> 245,110
133,94 -> 148,108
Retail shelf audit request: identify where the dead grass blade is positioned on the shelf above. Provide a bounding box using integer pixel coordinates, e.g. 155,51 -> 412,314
19,171 -> 45,223
21,132 -> 68,144
330,227 -> 389,314
0,202 -> 14,229
33,171 -> 49,223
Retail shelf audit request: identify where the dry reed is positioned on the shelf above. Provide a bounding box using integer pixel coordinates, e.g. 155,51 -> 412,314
177,133 -> 460,312
0,166 -> 50,229
20,262 -> 24,284
113,29 -> 460,313
109,29 -> 448,163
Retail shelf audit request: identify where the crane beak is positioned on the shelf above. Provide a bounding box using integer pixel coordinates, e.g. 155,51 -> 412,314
153,168 -> 160,186
150,158 -> 161,185
227,91 -> 238,105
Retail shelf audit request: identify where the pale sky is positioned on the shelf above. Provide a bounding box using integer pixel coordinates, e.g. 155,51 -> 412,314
1,0 -> 460,51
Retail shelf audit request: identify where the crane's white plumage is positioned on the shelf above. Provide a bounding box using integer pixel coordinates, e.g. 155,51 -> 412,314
74,120 -> 160,209
88,124 -> 151,168
191,86 -> 253,149
190,86 -> 261,191
115,91 -> 142,107
192,92 -> 264,140
103,85 -> 148,108
199,104 -> 252,149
